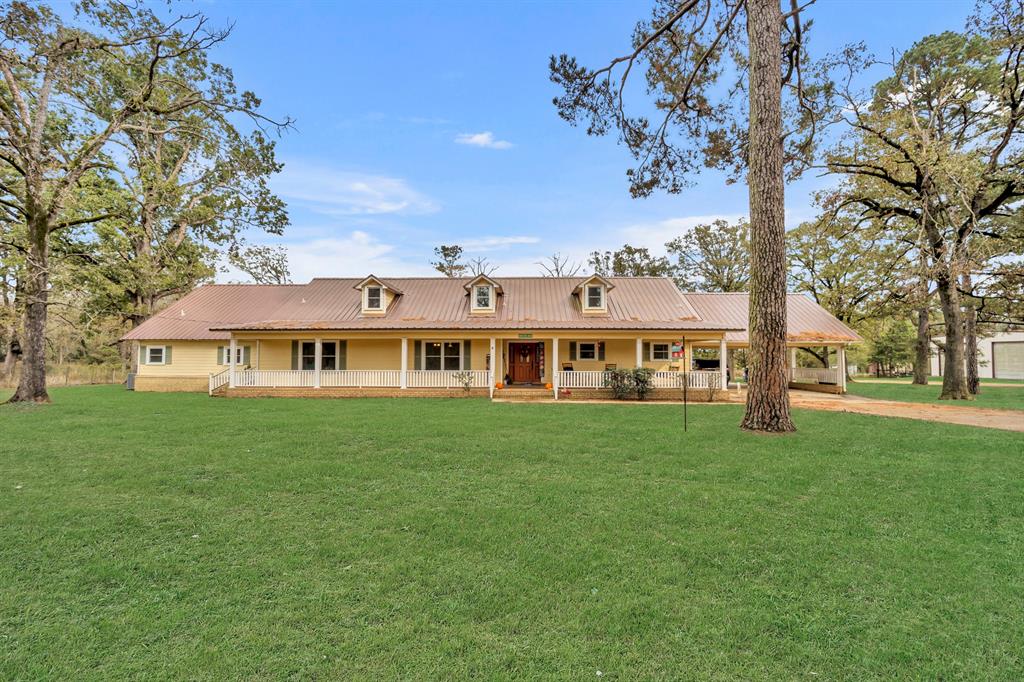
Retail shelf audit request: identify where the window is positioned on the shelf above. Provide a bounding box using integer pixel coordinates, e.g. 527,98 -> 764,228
321,341 -> 337,370
424,341 -> 461,371
474,284 -> 492,309
221,346 -> 246,365
366,286 -> 383,310
586,285 -> 604,309
577,342 -> 597,360
301,341 -> 316,370
147,346 -> 166,365
651,343 -> 670,361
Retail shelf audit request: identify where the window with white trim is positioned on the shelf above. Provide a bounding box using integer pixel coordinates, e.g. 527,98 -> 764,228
301,341 -> 317,371
365,286 -> 383,310
577,342 -> 597,360
147,346 -> 166,365
650,343 -> 670,361
473,284 -> 492,310
321,341 -> 337,370
424,341 -> 462,371
221,346 -> 246,365
585,285 -> 604,309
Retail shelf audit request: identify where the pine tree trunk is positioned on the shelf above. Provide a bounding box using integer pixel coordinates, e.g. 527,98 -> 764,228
741,0 -> 794,433
935,272 -> 968,400
962,273 -> 979,396
7,215 -> 50,403
912,306 -> 930,385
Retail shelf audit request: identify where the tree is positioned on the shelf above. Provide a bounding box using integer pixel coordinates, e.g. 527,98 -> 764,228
550,0 -> 829,432
87,104 -> 290,329
863,318 -> 916,377
588,244 -> 672,277
537,252 -> 582,277
665,218 -> 750,291
0,2 -> 288,402
431,244 -> 466,277
825,5 -> 1023,399
466,256 -> 497,277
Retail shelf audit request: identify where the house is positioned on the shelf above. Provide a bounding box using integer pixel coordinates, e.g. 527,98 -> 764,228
121,275 -> 860,399
929,329 -> 1024,380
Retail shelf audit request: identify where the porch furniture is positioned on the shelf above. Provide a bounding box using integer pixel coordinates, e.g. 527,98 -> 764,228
561,363 -> 574,371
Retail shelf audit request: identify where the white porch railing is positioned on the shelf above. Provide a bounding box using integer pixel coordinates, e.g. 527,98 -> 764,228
555,369 -> 721,390
209,369 -> 229,395
235,369 -> 316,387
790,367 -> 841,385
407,370 -> 489,388
225,369 -> 489,389
322,370 -> 401,387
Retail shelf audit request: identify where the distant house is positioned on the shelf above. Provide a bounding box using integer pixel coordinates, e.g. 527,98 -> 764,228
930,330 -> 1024,380
122,275 -> 860,399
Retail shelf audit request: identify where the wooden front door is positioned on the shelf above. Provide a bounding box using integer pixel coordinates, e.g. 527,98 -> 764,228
508,343 -> 541,384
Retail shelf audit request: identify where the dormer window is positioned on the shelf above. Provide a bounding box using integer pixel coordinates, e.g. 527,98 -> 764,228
465,274 -> 501,313
355,275 -> 401,315
366,286 -> 383,310
576,275 -> 613,313
474,284 -> 492,310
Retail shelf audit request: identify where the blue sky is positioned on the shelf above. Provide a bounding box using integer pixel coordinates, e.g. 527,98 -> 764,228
190,0 -> 975,281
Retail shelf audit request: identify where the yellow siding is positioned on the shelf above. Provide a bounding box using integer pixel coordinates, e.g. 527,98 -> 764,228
136,340 -> 222,376
348,339 -> 402,370
258,339 -> 292,370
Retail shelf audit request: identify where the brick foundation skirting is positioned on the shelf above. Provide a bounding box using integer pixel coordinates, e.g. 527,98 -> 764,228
558,388 -> 715,402
224,386 -> 490,399
134,376 -> 208,392
788,382 -> 844,395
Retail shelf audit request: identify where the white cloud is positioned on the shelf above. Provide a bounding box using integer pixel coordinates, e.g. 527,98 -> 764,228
461,235 -> 540,252
454,131 -> 513,150
283,231 -> 436,281
618,214 -> 746,253
273,161 -> 439,216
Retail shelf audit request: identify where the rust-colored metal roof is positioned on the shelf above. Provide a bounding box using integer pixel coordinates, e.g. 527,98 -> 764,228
120,284 -> 302,340
121,277 -> 857,343
683,292 -> 862,344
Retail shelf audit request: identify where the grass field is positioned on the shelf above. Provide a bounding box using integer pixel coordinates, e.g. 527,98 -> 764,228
2,387 -> 1023,679
846,380 -> 1024,410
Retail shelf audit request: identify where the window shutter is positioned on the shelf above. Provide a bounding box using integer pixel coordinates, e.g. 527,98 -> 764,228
338,340 -> 347,370
242,346 -> 251,366
164,346 -> 172,365
140,345 -> 147,366
643,342 -> 650,362
598,342 -> 605,361
217,346 -> 225,365
414,340 -> 422,370
463,340 -> 471,370
569,341 -> 577,362
291,341 -> 298,370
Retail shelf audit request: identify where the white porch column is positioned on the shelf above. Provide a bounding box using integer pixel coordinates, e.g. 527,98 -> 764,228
684,341 -> 693,370
496,339 -> 503,386
314,338 -> 322,388
552,337 -> 560,399
838,345 -> 847,392
719,337 -> 728,389
401,337 -> 409,389
636,337 -> 643,368
228,337 -> 237,388
488,337 -> 496,398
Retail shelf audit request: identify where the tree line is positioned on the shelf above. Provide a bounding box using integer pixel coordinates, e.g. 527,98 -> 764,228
0,2 -> 291,402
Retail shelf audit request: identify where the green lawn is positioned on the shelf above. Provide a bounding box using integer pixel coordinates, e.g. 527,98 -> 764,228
2,387 -> 1023,679
846,380 -> 1024,410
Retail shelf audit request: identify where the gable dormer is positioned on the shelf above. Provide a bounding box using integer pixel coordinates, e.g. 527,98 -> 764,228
354,275 -> 401,315
575,275 -> 613,314
464,274 -> 501,314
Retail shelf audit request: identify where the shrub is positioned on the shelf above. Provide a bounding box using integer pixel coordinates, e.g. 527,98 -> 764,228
604,369 -> 634,400
631,367 -> 655,401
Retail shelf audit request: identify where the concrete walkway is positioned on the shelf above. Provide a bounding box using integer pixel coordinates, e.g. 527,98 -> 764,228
788,390 -> 1024,433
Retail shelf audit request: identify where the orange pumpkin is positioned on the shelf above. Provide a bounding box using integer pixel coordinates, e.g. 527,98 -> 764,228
495,382 -> 504,389
545,383 -> 553,390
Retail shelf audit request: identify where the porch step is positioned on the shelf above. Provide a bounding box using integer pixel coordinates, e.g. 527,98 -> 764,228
493,387 -> 552,402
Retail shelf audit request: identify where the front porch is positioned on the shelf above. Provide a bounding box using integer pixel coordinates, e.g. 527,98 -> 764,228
208,332 -> 734,400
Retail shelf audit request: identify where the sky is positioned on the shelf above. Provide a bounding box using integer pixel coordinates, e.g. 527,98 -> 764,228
184,0 -> 977,282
